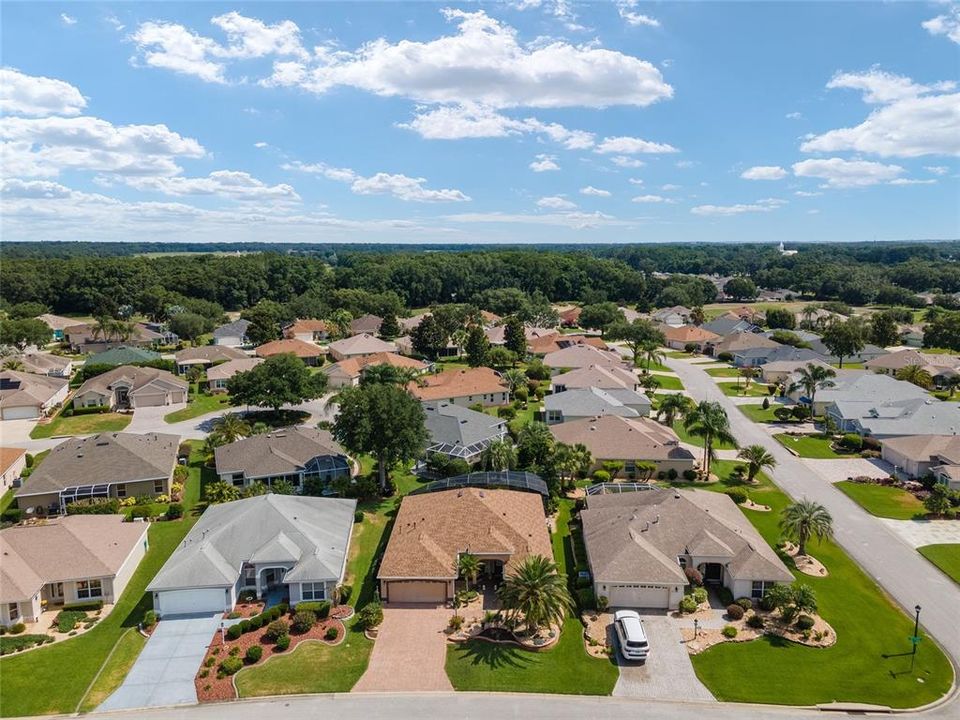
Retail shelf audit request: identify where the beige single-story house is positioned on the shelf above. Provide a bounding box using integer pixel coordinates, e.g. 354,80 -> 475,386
543,343 -> 624,371
322,352 -> 429,389
760,358 -> 834,385
0,447 -> 27,496
205,357 -> 263,393
881,435 -> 960,489
408,367 -> 509,407
549,415 -> 696,477
661,325 -> 721,352
148,494 -> 355,616
15,432 -> 179,515
36,313 -> 78,341
651,305 -> 692,328
284,319 -> 331,343
0,515 -> 149,625
865,350 -> 960,388
327,333 -> 397,362
173,345 -> 247,374
13,352 -> 74,378
543,387 -> 651,424
0,370 -> 69,420
73,365 -> 187,410
550,364 -> 640,393
255,338 -> 326,366
528,334 -> 607,355
582,488 -> 793,609
378,486 -> 552,604
350,314 -> 383,336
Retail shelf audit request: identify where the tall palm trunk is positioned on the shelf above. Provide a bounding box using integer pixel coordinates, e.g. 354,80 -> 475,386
378,455 -> 388,494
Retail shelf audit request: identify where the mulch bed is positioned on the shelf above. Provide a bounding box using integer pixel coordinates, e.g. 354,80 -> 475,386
225,601 -> 265,619
195,616 -> 346,703
681,608 -> 835,654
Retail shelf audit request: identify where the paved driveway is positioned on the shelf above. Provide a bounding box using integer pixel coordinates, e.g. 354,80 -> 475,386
612,614 -> 715,702
353,605 -> 453,692
97,613 -> 222,711
0,418 -> 38,445
880,518 -> 960,547
804,457 -> 894,483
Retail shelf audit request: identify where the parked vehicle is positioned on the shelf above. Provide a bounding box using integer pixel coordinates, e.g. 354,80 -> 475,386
614,610 -> 649,661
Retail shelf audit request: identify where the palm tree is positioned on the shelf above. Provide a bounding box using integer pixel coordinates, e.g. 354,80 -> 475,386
92,315 -> 113,341
800,305 -> 818,330
451,328 -> 469,357
943,374 -> 960,398
895,364 -> 934,390
2,357 -> 24,371
736,444 -> 777,483
656,393 -> 693,427
112,319 -> 138,342
457,553 -> 481,591
480,439 -> 516,471
789,363 -> 836,412
502,368 -> 528,401
361,364 -> 420,386
498,555 -> 573,635
684,401 -> 738,479
738,366 -> 757,391
211,412 -> 251,444
690,306 -> 706,326
328,309 -> 353,339
639,341 -> 666,372
780,499 -> 833,556
570,442 -> 593,480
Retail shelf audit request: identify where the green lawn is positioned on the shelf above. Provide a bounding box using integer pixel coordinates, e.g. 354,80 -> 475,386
835,481 -> 926,520
29,412 -> 131,439
0,443 -> 206,717
737,404 -> 787,423
637,360 -> 671,373
918,544 -> 960,585
664,350 -> 694,358
717,381 -> 771,398
685,468 -> 953,708
673,420 -> 738,450
648,373 -> 683,391
705,367 -> 741,377
832,362 -> 865,370
773,433 -> 844,459
163,389 -> 234,423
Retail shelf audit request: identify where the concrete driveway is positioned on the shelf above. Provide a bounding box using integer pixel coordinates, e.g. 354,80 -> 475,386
804,457 -> 894,483
97,613 -> 222,711
612,613 -> 715,702
353,605 -> 453,692
0,418 -> 38,445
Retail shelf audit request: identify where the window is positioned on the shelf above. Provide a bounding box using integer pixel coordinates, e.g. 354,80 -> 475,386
301,582 -> 326,601
116,484 -> 126,498
77,580 -> 103,600
8,603 -> 19,621
677,557 -> 687,569
751,581 -> 772,600
154,479 -> 165,494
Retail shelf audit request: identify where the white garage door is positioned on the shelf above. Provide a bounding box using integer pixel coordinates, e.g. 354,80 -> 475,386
605,584 -> 670,609
386,581 -> 447,604
156,588 -> 227,616
133,393 -> 167,408
2,406 -> 39,420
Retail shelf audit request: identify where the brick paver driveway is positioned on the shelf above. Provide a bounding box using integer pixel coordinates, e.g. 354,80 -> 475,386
612,614 -> 715,703
353,605 -> 453,692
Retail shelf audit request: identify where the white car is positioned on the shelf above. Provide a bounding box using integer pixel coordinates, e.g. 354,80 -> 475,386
614,610 -> 649,661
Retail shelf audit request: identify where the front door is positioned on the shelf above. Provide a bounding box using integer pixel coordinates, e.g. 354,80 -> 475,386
115,387 -> 130,408
702,563 -> 724,585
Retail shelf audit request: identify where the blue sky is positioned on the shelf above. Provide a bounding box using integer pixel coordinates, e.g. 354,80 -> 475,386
1,1 -> 958,244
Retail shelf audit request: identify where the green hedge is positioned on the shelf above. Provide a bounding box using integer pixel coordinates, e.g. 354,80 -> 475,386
65,498 -> 120,515
295,600 -> 330,619
0,634 -> 53,655
62,600 -> 104,612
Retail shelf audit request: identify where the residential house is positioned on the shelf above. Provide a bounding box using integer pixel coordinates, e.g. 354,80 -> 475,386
760,357 -> 834,385
214,426 -> 351,492
758,288 -> 795,302
322,352 -> 429,389
661,325 -> 721,352
284,319 -> 331,343
651,306 -> 692,327
15,432 -> 179,514
710,332 -> 779,359
85,346 -> 161,368
36,314 -> 77,342
543,343 -> 625,371
174,345 -> 247,375
480,310 -> 502,325
828,396 -> 960,439
805,336 -> 888,365
11,352 -> 74,378
548,415 -> 696,477
63,324 -> 167,354
350,314 -> 383,336
399,313 -> 429,334
327,333 -> 397,362
483,325 -> 556,348
73,365 -> 187,410
528,334 -> 608,355
213,319 -> 251,348
377,487 -> 552,604
880,435 -> 960,489
559,307 -> 582,328
408,367 -> 509,407
864,350 -> 960,388
620,307 -> 642,323
550,364 -> 640,393
206,358 -> 263,393
255,338 -> 325,366
543,387 -> 651,424
148,494 -> 355,616
422,401 -> 508,465
732,345 -> 828,369
1,516 -> 149,625
899,325 -> 925,348
0,448 -> 27,495
787,370 -> 926,417
701,316 -> 759,337
0,371 -> 69,420
582,488 -> 793,609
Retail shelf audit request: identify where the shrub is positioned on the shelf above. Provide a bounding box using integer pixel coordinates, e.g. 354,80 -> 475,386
722,625 -> 738,638
666,468 -> 678,480
66,498 -> 120,515
226,624 -> 243,641
682,469 -> 697,481
678,595 -> 698,614
55,610 -> 86,633
127,505 -> 155,520
735,598 -> 753,611
684,343 -> 699,354
758,594 -> 776,612
762,397 -> 770,410
591,470 -> 611,483
277,603 -> 289,616
336,584 -> 353,604
1,508 -> 23,523
204,656 -> 215,668
264,619 -> 289,642
796,614 -> 816,631
358,602 -> 383,629
0,634 -> 51,655
229,646 -> 241,656
354,510 -> 364,523
684,567 -> 703,586
575,588 -> 596,610
296,601 -> 331,619
726,604 -> 745,620
692,587 -> 708,605
290,610 -> 316,634
247,615 -> 264,631
746,614 -> 765,629
245,645 -> 263,664
220,656 -> 243,675
324,626 -> 339,641
716,352 -> 734,363
165,503 -> 183,520
448,615 -> 464,631
9,623 -> 26,635
724,487 -> 749,505
275,634 -> 291,651
63,600 -> 103,612
840,433 -> 862,450
717,587 -> 734,606
862,436 -> 881,451
143,610 -> 158,628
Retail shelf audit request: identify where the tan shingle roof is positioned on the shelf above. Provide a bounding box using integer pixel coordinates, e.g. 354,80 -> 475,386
255,338 -> 325,358
543,344 -> 624,369
324,352 -> 428,381
36,314 -> 78,331
548,415 -> 694,463
75,365 -> 186,399
0,370 -> 68,409
284,319 -> 330,336
865,349 -> 960,372
529,334 -> 608,355
661,325 -> 721,344
214,425 -> 347,480
174,346 -> 247,364
712,332 -> 779,354
378,488 -> 552,580
326,333 -> 397,357
880,434 -> 960,465
205,357 -> 263,381
409,367 -> 508,402
551,364 -> 638,390
13,352 -> 72,375
0,447 -> 26,476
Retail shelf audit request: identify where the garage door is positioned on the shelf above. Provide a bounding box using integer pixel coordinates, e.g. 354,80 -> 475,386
156,588 -> 227,616
133,393 -> 167,408
1,406 -> 39,420
605,584 -> 670,609
386,581 -> 447,604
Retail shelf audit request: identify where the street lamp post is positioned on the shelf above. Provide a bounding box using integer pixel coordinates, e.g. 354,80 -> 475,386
910,605 -> 922,672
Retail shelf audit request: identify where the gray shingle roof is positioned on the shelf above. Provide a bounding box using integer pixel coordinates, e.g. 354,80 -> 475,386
214,426 -> 348,480
814,371 -> 928,406
544,387 -> 649,418
423,402 -> 506,449
213,319 -> 250,339
147,494 -> 356,591
0,370 -> 67,409
835,397 -> 960,436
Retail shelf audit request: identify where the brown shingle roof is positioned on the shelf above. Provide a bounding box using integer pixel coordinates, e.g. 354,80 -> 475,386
74,365 -> 186,399
378,488 -> 553,580
214,426 -> 347,480
0,447 -> 26,476
255,338 -> 325,358
205,357 -> 264,381
174,345 -> 247,364
661,325 -> 721,344
543,343 -> 624,369
551,364 -> 638,390
548,415 -> 694,463
326,333 -> 397,357
409,367 -> 508,401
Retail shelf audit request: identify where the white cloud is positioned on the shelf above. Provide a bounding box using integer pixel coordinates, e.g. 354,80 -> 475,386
123,170 -> 300,202
60,13 -> 77,26
794,190 -> 822,197
691,199 -> 784,216
661,184 -> 680,191
675,160 -> 695,169
442,210 -> 632,229
925,165 -> 949,175
807,209 -> 820,215
537,195 -> 577,210
283,160 -> 470,202
262,9 -> 672,109
529,153 -> 560,172
888,178 -> 937,186
610,156 -> 646,168
254,141 -> 269,148
922,5 -> 960,44
741,165 -> 787,181
616,1 -> 660,27
786,111 -> 803,120
1,115 -> 205,177
632,194 -> 671,203
792,157 -> 903,188
580,186 -> 610,197
106,16 -> 125,32
628,178 -> 644,185
0,68 -> 87,116
801,70 -> 960,158
595,135 -> 678,154
1,178 -> 74,199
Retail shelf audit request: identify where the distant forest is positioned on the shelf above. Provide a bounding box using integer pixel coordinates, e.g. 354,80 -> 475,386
2,241 -> 958,317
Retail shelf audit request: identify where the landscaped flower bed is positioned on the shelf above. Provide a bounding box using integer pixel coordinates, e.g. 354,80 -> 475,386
681,606 -> 835,654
